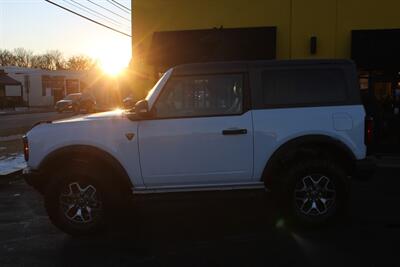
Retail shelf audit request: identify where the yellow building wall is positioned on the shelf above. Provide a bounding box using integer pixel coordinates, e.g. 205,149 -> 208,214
131,0 -> 292,94
131,0 -> 400,94
291,0 -> 337,59
132,0 -> 291,59
336,0 -> 400,58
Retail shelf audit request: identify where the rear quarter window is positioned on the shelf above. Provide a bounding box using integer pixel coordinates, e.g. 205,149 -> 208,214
261,68 -> 348,107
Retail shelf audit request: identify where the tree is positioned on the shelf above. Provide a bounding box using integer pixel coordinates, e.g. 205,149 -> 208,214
28,50 -> 66,70
0,48 -> 96,71
47,50 -> 67,70
12,48 -> 33,68
0,49 -> 16,66
30,54 -> 49,70
67,55 -> 97,71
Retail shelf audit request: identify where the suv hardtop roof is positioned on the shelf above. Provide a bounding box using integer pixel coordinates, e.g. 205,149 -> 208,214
172,59 -> 355,75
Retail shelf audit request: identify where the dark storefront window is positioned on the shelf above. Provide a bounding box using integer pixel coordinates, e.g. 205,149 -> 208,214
148,27 -> 277,73
0,85 -> 5,97
66,79 -> 80,94
359,71 -> 400,152
353,29 -> 400,152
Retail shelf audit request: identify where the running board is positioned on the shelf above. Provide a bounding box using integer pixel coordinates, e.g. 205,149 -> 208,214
132,182 -> 266,194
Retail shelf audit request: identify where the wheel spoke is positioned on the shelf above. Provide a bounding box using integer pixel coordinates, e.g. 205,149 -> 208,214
69,183 -> 81,195
315,176 -> 328,187
302,176 -> 314,188
82,185 -> 96,199
80,206 -> 92,222
303,200 -> 314,214
314,199 -> 326,215
66,204 -> 79,219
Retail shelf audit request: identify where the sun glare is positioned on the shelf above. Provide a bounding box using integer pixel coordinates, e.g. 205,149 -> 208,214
101,56 -> 128,76
88,37 -> 131,76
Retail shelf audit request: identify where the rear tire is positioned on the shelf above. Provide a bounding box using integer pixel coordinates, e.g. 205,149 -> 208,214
44,164 -> 113,236
278,159 -> 349,227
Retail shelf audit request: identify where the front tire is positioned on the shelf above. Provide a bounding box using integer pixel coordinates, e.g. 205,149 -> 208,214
85,103 -> 94,113
279,159 -> 348,227
73,104 -> 80,114
44,165 -> 110,236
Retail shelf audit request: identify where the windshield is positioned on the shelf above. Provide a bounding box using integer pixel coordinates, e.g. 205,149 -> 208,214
64,94 -> 81,101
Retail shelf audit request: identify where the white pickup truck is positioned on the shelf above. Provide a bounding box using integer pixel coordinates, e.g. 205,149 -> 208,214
23,60 -> 374,236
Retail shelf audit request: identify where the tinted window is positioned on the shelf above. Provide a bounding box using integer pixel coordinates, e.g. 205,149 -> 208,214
154,74 -> 243,118
261,68 -> 348,107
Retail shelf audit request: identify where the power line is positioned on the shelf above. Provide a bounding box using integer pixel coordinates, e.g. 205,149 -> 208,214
44,0 -> 131,37
60,0 -> 123,29
106,0 -> 130,14
87,0 -> 130,22
111,0 -> 131,12
67,0 -> 128,27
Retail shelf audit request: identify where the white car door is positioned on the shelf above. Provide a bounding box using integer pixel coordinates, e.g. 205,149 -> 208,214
138,73 -> 254,187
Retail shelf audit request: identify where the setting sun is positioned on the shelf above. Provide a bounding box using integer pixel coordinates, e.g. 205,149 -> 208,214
89,38 -> 131,77
100,54 -> 129,76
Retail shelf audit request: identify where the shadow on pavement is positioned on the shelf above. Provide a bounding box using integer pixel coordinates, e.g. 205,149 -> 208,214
1,170 -> 400,266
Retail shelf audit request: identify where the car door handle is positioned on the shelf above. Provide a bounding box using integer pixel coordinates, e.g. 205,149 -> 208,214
222,128 -> 248,135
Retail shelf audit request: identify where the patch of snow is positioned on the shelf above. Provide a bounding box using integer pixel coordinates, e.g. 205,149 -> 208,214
0,134 -> 23,141
0,153 -> 27,175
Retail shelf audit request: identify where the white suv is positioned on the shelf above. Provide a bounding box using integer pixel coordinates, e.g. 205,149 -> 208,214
23,60 -> 374,236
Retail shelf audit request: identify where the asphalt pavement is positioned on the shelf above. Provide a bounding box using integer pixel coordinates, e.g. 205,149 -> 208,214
0,111 -> 399,266
0,112 -> 74,136
0,168 -> 399,267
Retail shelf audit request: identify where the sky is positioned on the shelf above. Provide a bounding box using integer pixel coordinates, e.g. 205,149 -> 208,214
0,0 -> 132,72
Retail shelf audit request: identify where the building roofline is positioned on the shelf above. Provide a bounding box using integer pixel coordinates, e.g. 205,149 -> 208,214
172,59 -> 355,75
0,72 -> 22,85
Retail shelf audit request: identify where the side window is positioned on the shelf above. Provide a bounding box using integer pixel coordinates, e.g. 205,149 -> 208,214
261,68 -> 348,107
154,74 -> 244,118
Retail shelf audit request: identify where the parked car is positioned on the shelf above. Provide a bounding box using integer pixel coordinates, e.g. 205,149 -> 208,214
55,93 -> 96,113
122,95 -> 135,109
23,60 -> 374,236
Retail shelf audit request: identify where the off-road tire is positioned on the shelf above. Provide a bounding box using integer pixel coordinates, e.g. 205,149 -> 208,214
278,159 -> 349,227
44,163 -> 114,236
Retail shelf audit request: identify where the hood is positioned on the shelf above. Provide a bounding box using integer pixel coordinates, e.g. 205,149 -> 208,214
52,109 -> 127,124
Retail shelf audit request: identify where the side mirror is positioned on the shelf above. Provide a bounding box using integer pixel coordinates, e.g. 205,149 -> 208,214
135,100 -> 152,118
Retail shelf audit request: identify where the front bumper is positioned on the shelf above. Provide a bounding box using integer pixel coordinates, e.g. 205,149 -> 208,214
353,157 -> 377,181
23,167 -> 45,194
